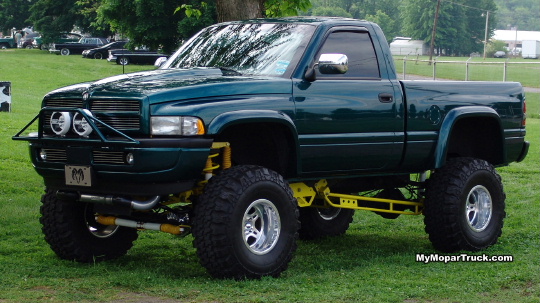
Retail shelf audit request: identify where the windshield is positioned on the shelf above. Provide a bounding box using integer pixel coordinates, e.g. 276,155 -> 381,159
164,23 -> 315,76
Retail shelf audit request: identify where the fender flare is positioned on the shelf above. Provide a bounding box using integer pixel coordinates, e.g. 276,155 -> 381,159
434,106 -> 503,168
207,110 -> 298,136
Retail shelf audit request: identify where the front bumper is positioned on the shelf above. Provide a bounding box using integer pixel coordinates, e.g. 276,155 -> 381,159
28,138 -> 212,195
14,108 -> 213,196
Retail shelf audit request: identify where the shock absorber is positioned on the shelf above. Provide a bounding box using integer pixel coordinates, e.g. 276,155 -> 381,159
193,142 -> 231,195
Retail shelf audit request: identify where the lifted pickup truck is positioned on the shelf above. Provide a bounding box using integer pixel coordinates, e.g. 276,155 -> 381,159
14,17 -> 529,279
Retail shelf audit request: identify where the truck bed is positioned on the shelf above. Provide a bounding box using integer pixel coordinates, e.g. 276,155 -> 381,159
399,80 -> 526,170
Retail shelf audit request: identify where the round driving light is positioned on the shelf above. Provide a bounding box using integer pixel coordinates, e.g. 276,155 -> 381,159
50,112 -> 71,135
72,110 -> 93,137
125,153 -> 135,165
39,149 -> 47,160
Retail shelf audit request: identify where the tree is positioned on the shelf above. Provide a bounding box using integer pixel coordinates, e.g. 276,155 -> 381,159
402,0 -> 497,56
217,0 -> 264,22
199,0 -> 312,22
311,6 -> 352,18
364,10 -> 396,43
28,0 -> 81,42
265,0 -> 312,17
486,39 -> 507,57
305,0 -> 403,39
463,0 -> 497,55
98,0 -> 216,54
0,0 -> 37,34
28,0 -> 112,42
494,0 -> 540,31
75,0 -> 114,37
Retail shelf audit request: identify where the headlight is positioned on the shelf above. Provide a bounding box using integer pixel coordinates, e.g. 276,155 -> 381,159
72,110 -> 93,137
151,116 -> 205,136
50,112 -> 72,135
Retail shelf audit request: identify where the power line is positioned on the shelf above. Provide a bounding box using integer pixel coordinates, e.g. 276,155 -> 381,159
441,0 -> 493,13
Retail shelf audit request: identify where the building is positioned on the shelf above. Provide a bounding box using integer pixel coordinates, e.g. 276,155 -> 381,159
389,38 -> 428,56
492,30 -> 540,54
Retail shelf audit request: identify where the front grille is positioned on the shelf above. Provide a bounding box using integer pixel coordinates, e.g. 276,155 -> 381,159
95,116 -> 140,130
42,148 -> 67,162
40,148 -> 129,165
93,151 -> 126,164
44,99 -> 84,108
91,100 -> 140,112
41,98 -> 141,133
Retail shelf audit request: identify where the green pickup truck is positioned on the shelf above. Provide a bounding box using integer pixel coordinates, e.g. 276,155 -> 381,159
0,36 -> 17,48
14,17 -> 529,279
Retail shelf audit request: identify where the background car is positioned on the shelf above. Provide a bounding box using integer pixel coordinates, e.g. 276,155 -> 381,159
82,41 -> 128,59
33,33 -> 82,50
493,51 -> 507,58
50,37 -> 109,55
108,47 -> 167,65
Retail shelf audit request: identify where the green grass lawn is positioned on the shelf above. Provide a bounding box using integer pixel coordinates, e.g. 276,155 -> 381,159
0,49 -> 538,303
395,55 -> 540,88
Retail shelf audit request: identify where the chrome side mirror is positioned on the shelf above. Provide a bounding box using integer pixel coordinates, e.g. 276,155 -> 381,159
318,53 -> 348,74
154,57 -> 168,68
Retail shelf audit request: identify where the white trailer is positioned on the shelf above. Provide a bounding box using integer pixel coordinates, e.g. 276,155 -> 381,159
522,40 -> 540,59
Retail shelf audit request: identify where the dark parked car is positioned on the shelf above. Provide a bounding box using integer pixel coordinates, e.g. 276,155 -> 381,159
50,37 -> 109,55
82,41 -> 128,59
107,48 -> 167,65
33,33 -> 82,50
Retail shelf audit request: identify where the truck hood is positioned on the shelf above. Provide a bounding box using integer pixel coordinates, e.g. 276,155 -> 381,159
46,68 -> 292,104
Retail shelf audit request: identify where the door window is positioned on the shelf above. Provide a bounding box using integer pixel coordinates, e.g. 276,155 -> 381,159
317,31 -> 380,79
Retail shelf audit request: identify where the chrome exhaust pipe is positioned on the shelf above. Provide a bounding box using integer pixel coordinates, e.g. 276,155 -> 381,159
57,191 -> 160,210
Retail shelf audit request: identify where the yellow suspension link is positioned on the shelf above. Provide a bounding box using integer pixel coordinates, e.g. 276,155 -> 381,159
96,215 -> 190,236
290,179 -> 424,215
172,142 -> 232,202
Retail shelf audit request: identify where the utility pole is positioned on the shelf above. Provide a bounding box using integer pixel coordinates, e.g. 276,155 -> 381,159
482,11 -> 490,59
428,0 -> 441,64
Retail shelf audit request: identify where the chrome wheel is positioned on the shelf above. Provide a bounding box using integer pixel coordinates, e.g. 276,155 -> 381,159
87,222 -> 119,238
84,204 -> 119,238
243,199 -> 281,255
317,207 -> 341,220
465,185 -> 492,232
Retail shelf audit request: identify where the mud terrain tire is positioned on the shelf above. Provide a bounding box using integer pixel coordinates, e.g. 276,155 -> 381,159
424,158 -> 505,252
192,165 -> 299,279
298,205 -> 354,240
40,189 -> 138,262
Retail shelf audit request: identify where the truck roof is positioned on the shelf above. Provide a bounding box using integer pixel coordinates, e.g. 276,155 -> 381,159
218,16 -> 374,27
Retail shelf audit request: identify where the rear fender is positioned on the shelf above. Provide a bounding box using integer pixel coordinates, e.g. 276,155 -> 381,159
434,106 -> 503,168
